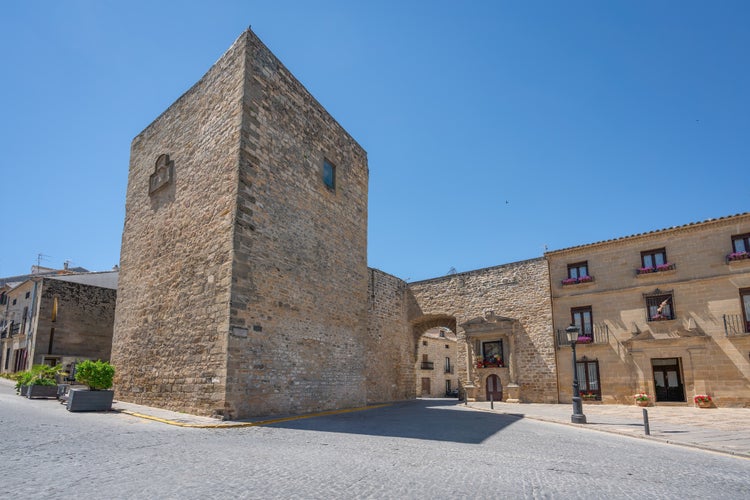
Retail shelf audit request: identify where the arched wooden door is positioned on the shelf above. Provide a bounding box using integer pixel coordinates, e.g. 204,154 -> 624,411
485,374 -> 502,402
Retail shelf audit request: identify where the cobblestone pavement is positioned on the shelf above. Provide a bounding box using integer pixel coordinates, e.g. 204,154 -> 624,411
2,379 -> 749,499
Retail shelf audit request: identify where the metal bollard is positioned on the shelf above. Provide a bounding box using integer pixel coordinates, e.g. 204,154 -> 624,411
490,392 -> 494,410
642,408 -> 650,435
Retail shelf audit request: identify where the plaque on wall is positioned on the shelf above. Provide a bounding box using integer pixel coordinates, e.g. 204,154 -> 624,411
149,154 -> 174,195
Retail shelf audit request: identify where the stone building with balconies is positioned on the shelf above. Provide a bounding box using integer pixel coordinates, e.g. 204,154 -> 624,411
546,212 -> 750,407
415,327 -> 458,397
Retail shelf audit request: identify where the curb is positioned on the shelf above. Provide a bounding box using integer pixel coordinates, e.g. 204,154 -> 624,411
465,404 -> 750,460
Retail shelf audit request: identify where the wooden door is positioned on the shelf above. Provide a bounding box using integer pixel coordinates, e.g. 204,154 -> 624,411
485,374 -> 502,402
421,377 -> 431,396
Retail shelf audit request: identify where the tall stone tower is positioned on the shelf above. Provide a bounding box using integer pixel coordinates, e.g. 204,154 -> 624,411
112,29 -> 369,419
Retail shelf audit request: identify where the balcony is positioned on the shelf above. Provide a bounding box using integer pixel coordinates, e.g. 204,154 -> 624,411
726,251 -> 750,264
557,323 -> 609,348
420,361 -> 434,370
444,366 -> 454,374
476,359 -> 504,369
561,275 -> 595,286
724,314 -> 750,336
636,262 -> 676,276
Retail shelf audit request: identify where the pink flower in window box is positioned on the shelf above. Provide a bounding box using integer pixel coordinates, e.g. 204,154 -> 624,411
727,251 -> 749,262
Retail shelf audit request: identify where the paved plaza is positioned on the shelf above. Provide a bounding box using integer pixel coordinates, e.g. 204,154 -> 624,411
2,379 -> 749,499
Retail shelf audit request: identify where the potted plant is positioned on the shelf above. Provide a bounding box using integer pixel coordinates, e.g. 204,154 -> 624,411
14,370 -> 34,397
66,360 -> 115,412
694,394 -> 713,408
26,364 -> 62,399
633,393 -> 650,407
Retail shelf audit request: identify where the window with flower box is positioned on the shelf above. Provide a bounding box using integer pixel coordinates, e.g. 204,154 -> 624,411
728,233 -> 750,262
571,306 -> 593,341
576,359 -> 600,400
638,248 -> 674,274
645,291 -> 674,321
562,261 -> 593,285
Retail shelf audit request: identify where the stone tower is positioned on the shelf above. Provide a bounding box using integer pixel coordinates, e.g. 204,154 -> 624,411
111,29 -> 369,419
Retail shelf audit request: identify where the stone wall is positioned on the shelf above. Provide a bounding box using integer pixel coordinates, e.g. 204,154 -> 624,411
113,29 -> 371,419
224,31 -> 369,418
111,32 -> 246,415
366,269 -> 414,403
407,258 -> 558,403
30,278 -> 116,366
547,213 -> 750,406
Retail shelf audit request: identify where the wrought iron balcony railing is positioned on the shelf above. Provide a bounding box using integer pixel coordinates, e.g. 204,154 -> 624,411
556,323 -> 609,348
723,314 -> 749,336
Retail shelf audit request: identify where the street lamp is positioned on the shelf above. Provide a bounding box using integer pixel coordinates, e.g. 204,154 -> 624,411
566,324 -> 587,424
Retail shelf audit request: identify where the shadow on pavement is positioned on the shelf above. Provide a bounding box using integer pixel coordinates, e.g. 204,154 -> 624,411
264,399 -> 523,444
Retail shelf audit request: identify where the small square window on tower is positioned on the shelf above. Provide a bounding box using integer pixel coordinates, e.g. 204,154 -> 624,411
323,159 -> 336,190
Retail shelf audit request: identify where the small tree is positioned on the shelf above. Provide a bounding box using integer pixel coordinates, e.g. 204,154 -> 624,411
75,360 -> 115,390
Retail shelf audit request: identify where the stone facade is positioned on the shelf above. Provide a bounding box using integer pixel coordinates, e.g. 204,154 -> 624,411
415,328 -> 458,397
112,29 -> 370,419
110,27 -> 750,419
407,258 -> 558,404
547,213 -> 750,407
0,275 -> 116,374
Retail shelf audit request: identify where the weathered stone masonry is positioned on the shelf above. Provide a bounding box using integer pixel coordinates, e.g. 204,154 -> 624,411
407,258 -> 558,403
112,30 -> 371,419
112,29 -> 559,419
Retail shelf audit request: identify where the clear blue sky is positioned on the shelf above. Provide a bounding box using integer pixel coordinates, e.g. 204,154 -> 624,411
1,1 -> 748,281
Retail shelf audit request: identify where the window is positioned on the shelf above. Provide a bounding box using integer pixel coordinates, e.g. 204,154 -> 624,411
12,299 -> 17,305
323,159 -> 336,190
646,292 -> 674,321
639,248 -> 674,273
445,379 -> 452,395
571,306 -> 593,336
20,307 -> 28,335
642,248 -> 667,268
733,234 -> 750,253
568,262 -> 589,279
422,340 -> 427,346
445,357 -> 452,374
741,289 -> 750,333
576,359 -> 600,400
25,291 -> 30,299
0,292 -> 6,305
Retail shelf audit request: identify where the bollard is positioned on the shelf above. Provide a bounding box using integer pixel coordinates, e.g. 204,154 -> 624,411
642,408 -> 650,436
490,392 -> 494,410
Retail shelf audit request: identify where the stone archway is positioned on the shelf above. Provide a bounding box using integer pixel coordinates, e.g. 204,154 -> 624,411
411,315 -> 466,399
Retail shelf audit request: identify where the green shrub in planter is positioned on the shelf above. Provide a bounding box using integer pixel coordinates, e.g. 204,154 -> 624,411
75,360 -> 115,390
14,370 -> 34,395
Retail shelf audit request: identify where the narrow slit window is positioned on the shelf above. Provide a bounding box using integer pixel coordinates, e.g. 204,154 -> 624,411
323,159 -> 336,190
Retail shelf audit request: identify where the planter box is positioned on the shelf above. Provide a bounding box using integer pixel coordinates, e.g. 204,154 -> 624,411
27,385 -> 59,399
66,388 -> 114,412
18,385 -> 29,397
